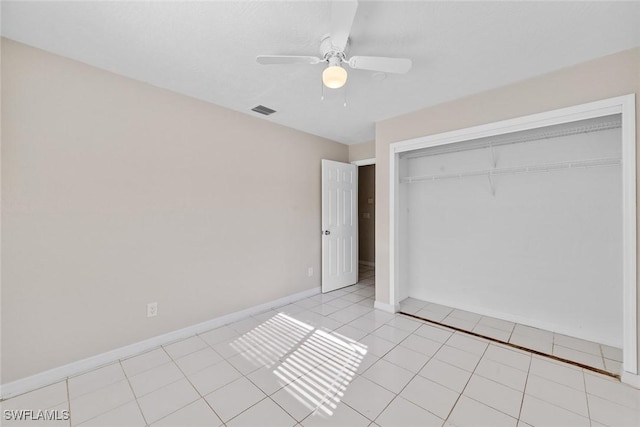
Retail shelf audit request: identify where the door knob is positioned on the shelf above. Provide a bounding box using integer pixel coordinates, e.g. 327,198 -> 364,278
324,230 -> 330,235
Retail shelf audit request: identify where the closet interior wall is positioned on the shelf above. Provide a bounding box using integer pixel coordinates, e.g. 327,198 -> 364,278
398,115 -> 623,347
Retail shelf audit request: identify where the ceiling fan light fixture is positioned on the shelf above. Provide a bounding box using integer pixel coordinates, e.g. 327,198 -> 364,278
322,64 -> 348,89
256,1 -> 413,94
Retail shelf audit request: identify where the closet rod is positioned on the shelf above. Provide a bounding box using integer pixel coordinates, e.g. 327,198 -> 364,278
401,120 -> 621,160
401,156 -> 621,184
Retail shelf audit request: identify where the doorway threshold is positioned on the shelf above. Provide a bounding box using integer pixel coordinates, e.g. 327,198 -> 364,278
399,298 -> 621,379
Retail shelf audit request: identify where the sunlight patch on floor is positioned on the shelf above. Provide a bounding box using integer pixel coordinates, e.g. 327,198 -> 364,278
232,312 -> 367,417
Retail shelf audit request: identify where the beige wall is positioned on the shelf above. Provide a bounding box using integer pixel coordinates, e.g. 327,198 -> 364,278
358,165 -> 375,265
1,39 -> 348,383
348,140 -> 375,162
376,47 -> 640,369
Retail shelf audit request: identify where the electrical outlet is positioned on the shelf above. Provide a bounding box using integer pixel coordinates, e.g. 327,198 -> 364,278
147,302 -> 158,317
307,267 -> 313,277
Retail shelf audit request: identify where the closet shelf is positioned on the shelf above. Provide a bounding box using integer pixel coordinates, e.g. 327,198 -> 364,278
401,156 -> 621,184
401,120 -> 621,160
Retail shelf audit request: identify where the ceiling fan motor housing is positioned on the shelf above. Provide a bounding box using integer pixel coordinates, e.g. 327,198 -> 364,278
320,34 -> 349,63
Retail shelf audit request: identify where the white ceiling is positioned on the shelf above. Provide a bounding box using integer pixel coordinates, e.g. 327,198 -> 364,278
3,1 -> 640,144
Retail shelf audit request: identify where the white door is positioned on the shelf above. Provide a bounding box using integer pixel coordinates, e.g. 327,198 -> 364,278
322,159 -> 358,293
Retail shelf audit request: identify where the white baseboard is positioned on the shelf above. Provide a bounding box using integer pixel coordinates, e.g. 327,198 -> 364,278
374,300 -> 399,314
621,371 -> 640,389
0,286 -> 321,400
358,261 -> 375,267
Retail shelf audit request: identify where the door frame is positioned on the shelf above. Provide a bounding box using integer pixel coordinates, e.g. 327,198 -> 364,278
351,158 -> 376,167
388,94 -> 638,380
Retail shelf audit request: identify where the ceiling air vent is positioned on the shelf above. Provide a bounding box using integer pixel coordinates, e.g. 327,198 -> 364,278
251,105 -> 277,116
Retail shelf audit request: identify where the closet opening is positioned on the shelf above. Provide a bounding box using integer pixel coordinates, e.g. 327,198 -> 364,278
389,95 -> 636,382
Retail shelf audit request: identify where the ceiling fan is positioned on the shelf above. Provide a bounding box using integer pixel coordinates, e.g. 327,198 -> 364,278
256,0 -> 412,89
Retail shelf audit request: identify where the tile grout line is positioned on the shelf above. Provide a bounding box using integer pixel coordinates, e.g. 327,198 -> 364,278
520,369 -> 598,421
206,354 -> 289,424
69,363 -> 143,427
295,306 -> 404,425
266,394 -> 304,426
507,321 -> 516,343
135,345 -> 222,426
453,357 -> 524,422
215,301 -> 369,426
499,349 -> 603,422
223,396 -> 271,426
289,350 -> 362,424
599,343 -> 607,375
288,347 -> 368,424
443,339 -> 490,424
160,344 -> 228,426
369,325 -> 444,425
399,312 -> 619,379
515,349 -> 533,423
119,359 -> 150,427
265,305 -> 377,425
352,313 -> 435,424
583,369 -> 593,427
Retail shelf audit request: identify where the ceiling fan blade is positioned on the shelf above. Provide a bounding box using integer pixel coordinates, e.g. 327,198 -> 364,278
330,0 -> 358,51
256,55 -> 322,65
347,56 -> 412,74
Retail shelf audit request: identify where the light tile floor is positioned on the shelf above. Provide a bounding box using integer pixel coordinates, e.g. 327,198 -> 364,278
399,298 -> 623,376
2,265 -> 639,427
